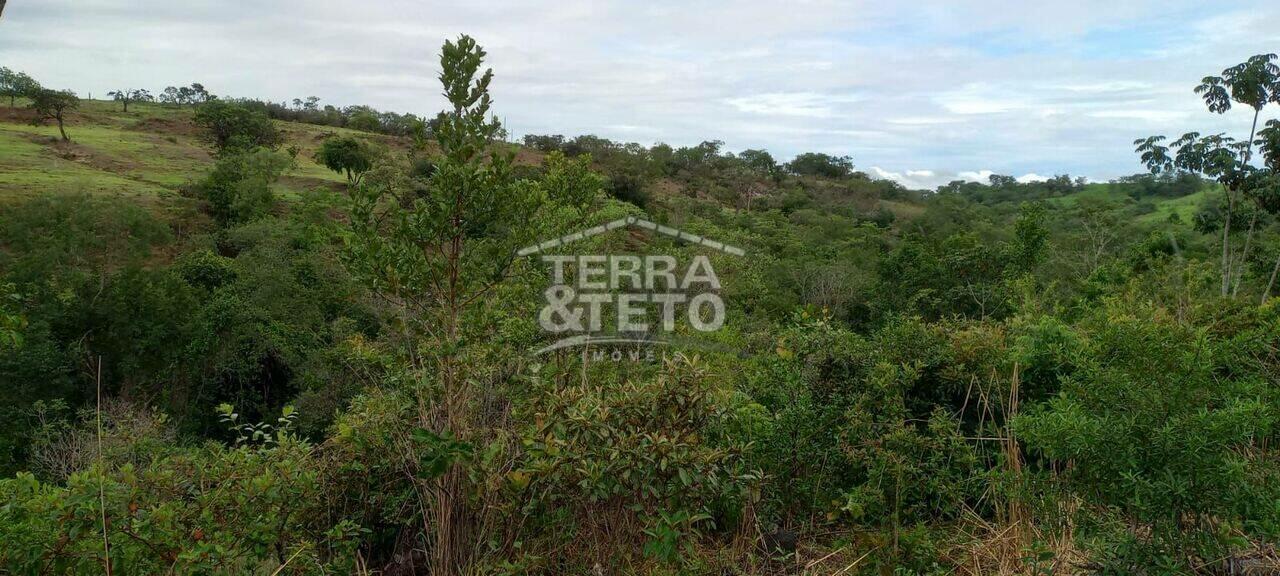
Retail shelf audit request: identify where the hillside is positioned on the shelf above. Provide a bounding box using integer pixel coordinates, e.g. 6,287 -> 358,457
0,100 -> 349,203
0,98 -> 1212,230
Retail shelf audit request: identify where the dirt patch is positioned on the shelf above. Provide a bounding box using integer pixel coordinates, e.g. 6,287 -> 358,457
513,146 -> 546,166
279,175 -> 347,194
0,106 -> 39,123
128,116 -> 200,138
46,137 -> 143,175
649,177 -> 685,198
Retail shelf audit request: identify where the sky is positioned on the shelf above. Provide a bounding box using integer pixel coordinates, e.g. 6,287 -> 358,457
2,0 -> 1279,189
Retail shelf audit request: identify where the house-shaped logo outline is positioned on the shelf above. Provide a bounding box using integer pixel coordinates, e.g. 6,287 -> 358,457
516,216 -> 746,257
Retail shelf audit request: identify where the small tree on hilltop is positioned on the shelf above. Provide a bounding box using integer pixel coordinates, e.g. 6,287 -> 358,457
107,88 -> 153,112
315,136 -> 375,186
192,100 -> 282,152
787,151 -> 854,178
29,89 -> 80,141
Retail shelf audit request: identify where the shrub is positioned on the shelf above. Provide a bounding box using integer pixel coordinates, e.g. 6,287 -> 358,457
315,136 -> 375,185
193,100 -> 282,152
1015,304 -> 1280,564
194,147 -> 292,225
0,407 -> 359,574
509,357 -> 755,569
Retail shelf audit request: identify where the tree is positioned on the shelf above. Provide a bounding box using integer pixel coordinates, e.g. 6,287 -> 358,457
315,136 -> 375,186
192,100 -> 282,152
1253,119 -> 1280,302
106,88 -> 153,112
29,89 -> 80,142
988,174 -> 1017,188
343,35 -> 545,573
1136,54 -> 1280,297
787,152 -> 854,178
344,106 -> 381,132
738,148 -> 779,176
159,82 -> 213,106
0,68 -> 40,107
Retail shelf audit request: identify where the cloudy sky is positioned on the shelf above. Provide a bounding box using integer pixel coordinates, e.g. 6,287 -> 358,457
3,0 -> 1278,189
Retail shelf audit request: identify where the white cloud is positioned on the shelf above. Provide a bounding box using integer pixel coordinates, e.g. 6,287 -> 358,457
1088,109 -> 1189,122
724,92 -> 844,118
869,166 -> 942,189
935,84 -> 1035,115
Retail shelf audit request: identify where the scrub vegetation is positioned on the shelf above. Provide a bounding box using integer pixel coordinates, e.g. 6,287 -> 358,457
2,46 -> 1280,575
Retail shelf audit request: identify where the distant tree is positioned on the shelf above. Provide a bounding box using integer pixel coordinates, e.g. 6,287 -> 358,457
192,100 -> 282,152
732,149 -> 780,211
29,88 -> 80,141
345,106 -> 381,132
523,133 -> 565,152
988,174 -> 1017,188
1009,202 -> 1049,272
188,82 -> 212,103
159,82 -> 213,106
107,88 -> 153,112
1135,53 -> 1280,297
738,148 -> 779,177
0,68 -> 40,107
0,68 -> 13,106
315,136 -> 375,185
786,152 -> 854,178
671,140 -> 725,171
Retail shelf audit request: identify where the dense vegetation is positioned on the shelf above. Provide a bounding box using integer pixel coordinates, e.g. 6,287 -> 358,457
2,45 -> 1280,575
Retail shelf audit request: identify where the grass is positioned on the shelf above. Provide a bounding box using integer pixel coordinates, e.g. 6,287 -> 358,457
0,99 -> 356,209
0,129 -> 173,202
1135,189 -> 1209,225
1042,181 -> 1214,229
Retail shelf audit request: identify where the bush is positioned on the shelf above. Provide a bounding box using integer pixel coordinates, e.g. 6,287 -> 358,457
509,357 -> 755,569
193,101 -> 282,152
1015,303 -> 1280,563
194,148 -> 292,225
0,407 -> 361,574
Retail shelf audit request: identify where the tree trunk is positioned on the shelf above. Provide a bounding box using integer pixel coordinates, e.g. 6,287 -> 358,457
1264,253 -> 1280,306
56,115 -> 68,141
1233,211 -> 1258,297
1221,108 -> 1262,297
1230,109 -> 1263,297
122,99 -> 129,113
1221,191 -> 1235,296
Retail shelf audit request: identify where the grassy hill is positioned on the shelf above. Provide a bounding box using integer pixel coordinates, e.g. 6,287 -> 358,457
0,99 -> 349,206
0,99 -> 1213,233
